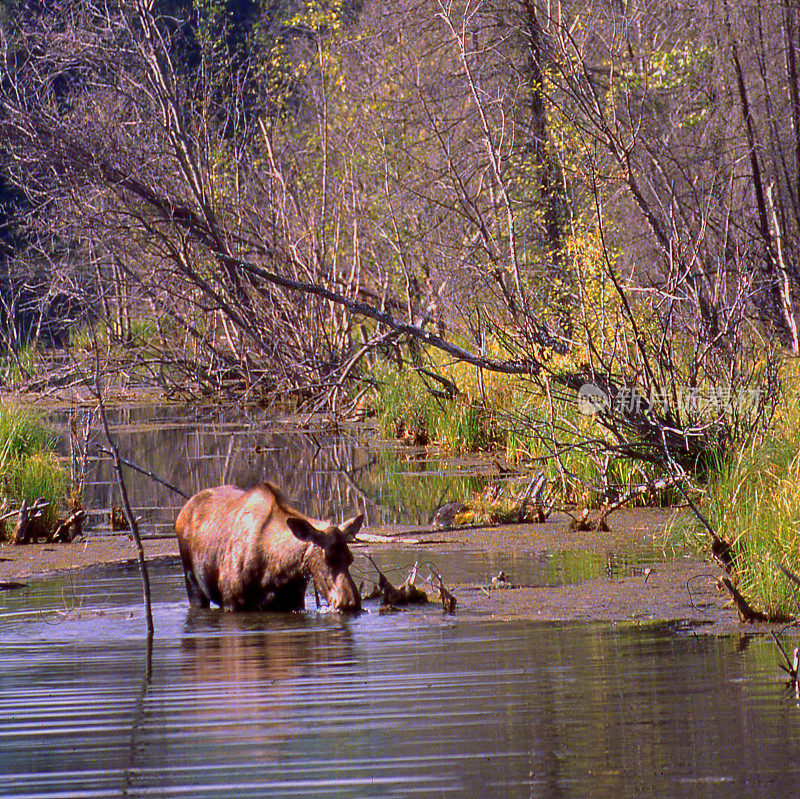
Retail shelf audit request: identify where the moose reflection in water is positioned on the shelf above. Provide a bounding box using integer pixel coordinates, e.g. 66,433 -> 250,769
175,482 -> 364,612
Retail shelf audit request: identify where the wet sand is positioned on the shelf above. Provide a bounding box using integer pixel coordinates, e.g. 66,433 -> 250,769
0,510 -> 772,634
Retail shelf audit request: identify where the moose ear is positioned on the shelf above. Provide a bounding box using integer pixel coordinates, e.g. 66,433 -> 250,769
338,513 -> 364,541
285,516 -> 325,545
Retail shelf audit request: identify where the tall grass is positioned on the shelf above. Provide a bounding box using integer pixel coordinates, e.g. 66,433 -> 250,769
0,343 -> 45,390
371,360 -> 682,506
0,405 -> 57,460
69,318 -> 161,350
0,406 -> 67,541
708,387 -> 800,619
373,366 -> 505,452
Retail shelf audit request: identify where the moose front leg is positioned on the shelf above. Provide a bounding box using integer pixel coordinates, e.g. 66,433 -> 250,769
184,569 -> 210,609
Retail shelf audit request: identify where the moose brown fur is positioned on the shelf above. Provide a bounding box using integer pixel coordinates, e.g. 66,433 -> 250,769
175,482 -> 363,612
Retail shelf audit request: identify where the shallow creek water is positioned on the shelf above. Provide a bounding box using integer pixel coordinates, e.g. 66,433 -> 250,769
1,406 -> 799,796
2,561 -> 800,798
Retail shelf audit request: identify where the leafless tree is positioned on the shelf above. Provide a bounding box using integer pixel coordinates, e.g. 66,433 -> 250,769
0,0 -> 788,496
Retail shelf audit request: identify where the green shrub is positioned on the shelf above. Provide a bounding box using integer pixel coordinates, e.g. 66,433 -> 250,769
0,406 -> 57,462
0,406 -> 67,542
0,344 -> 45,389
708,385 -> 800,619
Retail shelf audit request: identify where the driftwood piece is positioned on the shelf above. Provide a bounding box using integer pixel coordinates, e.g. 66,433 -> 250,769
363,556 -> 457,615
517,473 -> 556,523
363,557 -> 429,608
13,499 -> 30,544
356,532 -> 421,545
720,576 -> 770,623
567,507 -> 609,532
52,509 -> 86,543
517,475 -> 544,522
428,564 -> 457,614
12,498 -> 49,544
378,572 -> 429,606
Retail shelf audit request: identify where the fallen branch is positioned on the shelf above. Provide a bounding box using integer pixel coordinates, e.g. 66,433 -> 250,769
566,507 -> 609,532
569,472 -> 683,532
772,630 -> 800,685
94,354 -> 154,638
94,446 -> 190,500
517,474 -> 545,523
356,532 -> 421,545
363,556 -> 428,607
779,563 -> 800,590
429,564 -> 457,615
719,576 -> 770,623
0,498 -> 49,524
13,498 -> 48,544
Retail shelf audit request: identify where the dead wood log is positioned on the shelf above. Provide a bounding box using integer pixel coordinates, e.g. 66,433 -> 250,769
566,507 -> 609,532
720,576 -> 770,623
13,500 -> 30,544
379,572 -> 429,606
568,473 -> 685,533
517,474 -> 545,522
52,509 -> 86,543
12,498 -> 49,544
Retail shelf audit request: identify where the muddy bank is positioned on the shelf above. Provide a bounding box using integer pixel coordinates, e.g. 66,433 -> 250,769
456,561 -> 744,632
0,535 -> 179,582
0,510 -> 759,634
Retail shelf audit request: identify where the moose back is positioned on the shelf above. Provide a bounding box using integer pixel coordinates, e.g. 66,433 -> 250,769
175,482 -> 363,612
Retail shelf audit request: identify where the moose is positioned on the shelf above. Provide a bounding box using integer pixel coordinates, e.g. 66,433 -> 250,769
175,482 -> 364,612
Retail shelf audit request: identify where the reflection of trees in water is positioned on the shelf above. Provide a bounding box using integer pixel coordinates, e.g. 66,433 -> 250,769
51,406 -> 378,529
50,406 -> 484,531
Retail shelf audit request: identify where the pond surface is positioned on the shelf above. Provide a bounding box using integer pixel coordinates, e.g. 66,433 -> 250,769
48,404 -> 674,587
7,404 -> 794,796
52,403 -> 491,532
1,561 -> 800,798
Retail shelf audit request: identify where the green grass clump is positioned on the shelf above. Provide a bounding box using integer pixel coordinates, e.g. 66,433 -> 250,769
709,387 -> 800,620
0,406 -> 57,460
374,367 -> 439,445
0,343 -> 45,389
0,406 -> 67,542
373,366 -> 504,452
372,360 -> 683,506
69,318 -> 161,350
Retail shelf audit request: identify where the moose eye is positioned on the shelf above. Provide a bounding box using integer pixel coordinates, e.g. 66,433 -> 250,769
325,539 -> 352,566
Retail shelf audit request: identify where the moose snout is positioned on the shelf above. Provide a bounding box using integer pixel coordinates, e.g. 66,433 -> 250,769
330,576 -> 362,612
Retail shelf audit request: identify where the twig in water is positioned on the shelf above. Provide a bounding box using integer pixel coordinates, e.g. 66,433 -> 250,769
772,629 -> 800,694
94,446 -> 190,500
93,360 -> 154,638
